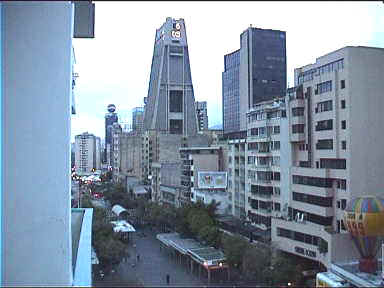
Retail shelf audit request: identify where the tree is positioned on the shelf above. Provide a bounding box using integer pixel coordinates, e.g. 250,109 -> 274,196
222,234 -> 248,270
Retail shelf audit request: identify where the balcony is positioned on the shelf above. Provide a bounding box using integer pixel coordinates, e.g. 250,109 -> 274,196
291,183 -> 334,197
290,132 -> 305,142
71,208 -> 93,286
291,200 -> 334,217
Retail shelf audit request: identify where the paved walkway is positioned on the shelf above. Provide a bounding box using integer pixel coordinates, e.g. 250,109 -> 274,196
120,227 -> 206,286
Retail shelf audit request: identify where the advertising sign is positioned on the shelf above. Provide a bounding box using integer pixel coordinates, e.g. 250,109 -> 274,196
198,171 -> 227,189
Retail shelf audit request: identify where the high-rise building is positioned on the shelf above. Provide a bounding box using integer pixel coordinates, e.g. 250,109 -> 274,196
2,1 -> 94,285
105,104 -> 118,164
271,46 -> 384,269
223,50 -> 240,135
95,136 -> 101,170
143,17 -> 198,136
244,97 -> 286,243
195,101 -> 208,131
132,107 -> 144,133
75,132 -> 99,173
223,27 -> 286,137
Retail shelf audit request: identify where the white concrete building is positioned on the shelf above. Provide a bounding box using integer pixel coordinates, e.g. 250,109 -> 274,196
272,46 -> 384,269
1,1 -> 94,286
95,136 -> 101,170
227,139 -> 247,219
245,98 -> 286,236
75,132 -> 98,174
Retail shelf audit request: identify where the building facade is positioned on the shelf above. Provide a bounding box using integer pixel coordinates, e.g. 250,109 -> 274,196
143,17 -> 198,136
245,98 -> 286,240
223,27 -> 286,137
272,46 -> 384,269
195,101 -> 208,131
132,107 -> 144,134
2,1 -> 94,285
222,50 -> 240,135
105,104 -> 118,164
75,132 -> 99,174
227,139 -> 247,219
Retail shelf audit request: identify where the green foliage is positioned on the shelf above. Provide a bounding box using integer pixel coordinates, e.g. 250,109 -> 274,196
222,234 -> 248,269
188,209 -> 214,235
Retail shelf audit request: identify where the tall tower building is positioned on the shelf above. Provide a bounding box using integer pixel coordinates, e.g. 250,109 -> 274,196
223,27 -> 286,137
143,17 -> 198,136
195,101 -> 208,131
75,132 -> 97,173
222,50 -> 240,135
132,107 -> 144,133
104,104 -> 118,164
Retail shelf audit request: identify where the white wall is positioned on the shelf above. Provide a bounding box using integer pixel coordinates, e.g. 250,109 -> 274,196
2,2 -> 73,285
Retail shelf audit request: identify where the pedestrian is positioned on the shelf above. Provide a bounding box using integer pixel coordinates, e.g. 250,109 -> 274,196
166,273 -> 170,285
137,254 -> 140,262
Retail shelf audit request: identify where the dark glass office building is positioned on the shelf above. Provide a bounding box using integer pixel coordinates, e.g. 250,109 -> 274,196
104,104 -> 118,163
222,27 -> 286,135
143,17 -> 198,136
222,50 -> 240,135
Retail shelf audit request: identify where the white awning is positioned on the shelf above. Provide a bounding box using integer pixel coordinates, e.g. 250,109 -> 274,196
110,220 -> 136,233
111,204 -> 128,216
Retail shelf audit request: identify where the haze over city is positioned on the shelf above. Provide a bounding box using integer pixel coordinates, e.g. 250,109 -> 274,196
71,1 -> 383,142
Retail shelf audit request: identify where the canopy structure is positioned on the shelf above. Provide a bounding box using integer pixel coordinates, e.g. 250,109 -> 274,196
110,220 -> 136,233
111,204 -> 129,217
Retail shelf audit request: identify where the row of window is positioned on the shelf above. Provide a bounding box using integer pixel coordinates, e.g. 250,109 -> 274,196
292,192 -> 333,207
297,58 -> 344,84
320,158 -> 346,169
293,175 -> 347,190
292,107 -> 304,117
292,124 -> 305,134
247,109 -> 285,123
316,80 -> 332,95
277,227 -> 319,246
248,125 -> 280,136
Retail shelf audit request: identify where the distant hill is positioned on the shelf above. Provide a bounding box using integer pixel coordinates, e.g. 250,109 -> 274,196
209,124 -> 222,130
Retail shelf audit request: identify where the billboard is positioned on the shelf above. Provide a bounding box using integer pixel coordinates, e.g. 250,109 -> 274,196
198,171 -> 227,189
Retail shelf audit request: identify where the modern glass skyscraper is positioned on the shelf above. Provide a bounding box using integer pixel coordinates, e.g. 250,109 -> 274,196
132,107 -> 144,133
222,50 -> 240,135
222,27 -> 286,136
143,17 -> 198,136
104,104 -> 118,164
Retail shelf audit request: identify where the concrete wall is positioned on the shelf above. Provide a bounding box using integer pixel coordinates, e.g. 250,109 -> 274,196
2,2 -> 73,285
348,47 -> 384,199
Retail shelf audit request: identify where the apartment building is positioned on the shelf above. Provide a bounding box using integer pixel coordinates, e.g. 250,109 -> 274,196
75,132 -> 100,174
245,98 -> 286,239
2,1 -> 94,285
272,46 -> 384,269
227,139 -> 247,219
195,101 -> 208,131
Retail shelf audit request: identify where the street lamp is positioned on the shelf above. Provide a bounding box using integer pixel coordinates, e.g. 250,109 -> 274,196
288,282 -> 292,287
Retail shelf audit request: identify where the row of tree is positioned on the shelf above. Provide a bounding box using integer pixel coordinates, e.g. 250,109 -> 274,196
90,182 -> 304,285
82,195 -> 127,272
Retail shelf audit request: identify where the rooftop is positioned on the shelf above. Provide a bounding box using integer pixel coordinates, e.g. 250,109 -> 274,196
331,260 -> 383,287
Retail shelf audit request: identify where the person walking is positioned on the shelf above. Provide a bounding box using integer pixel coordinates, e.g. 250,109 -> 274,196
166,273 -> 170,285
137,254 -> 140,262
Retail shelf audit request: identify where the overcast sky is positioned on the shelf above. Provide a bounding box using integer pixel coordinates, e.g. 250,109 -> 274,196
71,1 -> 383,142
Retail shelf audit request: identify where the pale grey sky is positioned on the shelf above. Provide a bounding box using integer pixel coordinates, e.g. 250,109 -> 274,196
71,1 -> 383,142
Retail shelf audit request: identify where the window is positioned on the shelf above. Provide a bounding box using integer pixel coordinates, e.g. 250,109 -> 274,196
342,141 -> 346,150
320,158 -> 346,169
316,139 -> 333,150
316,119 -> 333,131
341,120 -> 346,130
292,124 -> 305,134
169,90 -> 183,112
316,80 -> 332,94
292,107 -> 305,117
341,199 -> 347,210
316,100 -> 332,113
273,126 -> 280,134
341,80 -> 345,89
337,201 -> 340,208
341,100 -> 346,109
